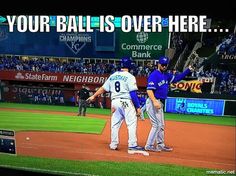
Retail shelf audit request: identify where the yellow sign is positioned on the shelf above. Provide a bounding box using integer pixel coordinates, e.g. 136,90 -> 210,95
170,80 -> 203,93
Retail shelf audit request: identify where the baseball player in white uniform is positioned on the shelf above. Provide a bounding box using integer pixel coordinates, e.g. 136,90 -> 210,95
87,57 -> 149,155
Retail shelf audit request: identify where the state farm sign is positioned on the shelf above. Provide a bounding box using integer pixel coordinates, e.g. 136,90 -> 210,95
0,70 -> 147,87
15,72 -> 58,81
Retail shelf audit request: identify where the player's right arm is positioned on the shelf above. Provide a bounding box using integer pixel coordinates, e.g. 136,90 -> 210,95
87,77 -> 110,102
87,87 -> 106,102
147,90 -> 161,109
146,71 -> 161,109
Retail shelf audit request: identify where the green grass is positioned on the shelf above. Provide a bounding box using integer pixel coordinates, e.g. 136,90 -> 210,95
0,102 -> 234,175
0,110 -> 106,134
0,154 -> 210,176
0,102 -> 235,126
0,102 -> 111,115
165,113 -> 236,126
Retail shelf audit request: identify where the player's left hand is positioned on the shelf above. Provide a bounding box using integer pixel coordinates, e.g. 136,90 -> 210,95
136,108 -> 141,118
153,100 -> 162,109
188,65 -> 195,72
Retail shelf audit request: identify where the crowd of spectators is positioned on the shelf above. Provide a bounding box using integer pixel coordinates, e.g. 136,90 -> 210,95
216,33 -> 236,55
1,55 -> 235,95
191,67 -> 236,95
0,55 -> 155,77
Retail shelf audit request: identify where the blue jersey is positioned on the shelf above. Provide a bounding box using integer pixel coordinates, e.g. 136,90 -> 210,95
147,68 -> 191,99
139,97 -> 146,107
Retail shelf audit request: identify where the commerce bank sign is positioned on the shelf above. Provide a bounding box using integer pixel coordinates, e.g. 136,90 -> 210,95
118,28 -> 169,59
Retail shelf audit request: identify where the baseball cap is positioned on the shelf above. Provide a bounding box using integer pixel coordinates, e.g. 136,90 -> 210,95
158,56 -> 170,65
120,56 -> 133,69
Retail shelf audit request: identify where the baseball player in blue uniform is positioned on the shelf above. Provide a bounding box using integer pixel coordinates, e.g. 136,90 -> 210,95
87,56 -> 149,156
138,93 -> 146,120
145,56 -> 194,152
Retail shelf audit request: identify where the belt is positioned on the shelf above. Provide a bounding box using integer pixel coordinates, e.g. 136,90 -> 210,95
111,97 -> 130,101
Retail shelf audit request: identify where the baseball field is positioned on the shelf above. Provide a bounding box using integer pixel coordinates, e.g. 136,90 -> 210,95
0,102 -> 235,176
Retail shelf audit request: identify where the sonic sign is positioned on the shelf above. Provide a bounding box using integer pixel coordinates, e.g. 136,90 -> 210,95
118,28 -> 169,59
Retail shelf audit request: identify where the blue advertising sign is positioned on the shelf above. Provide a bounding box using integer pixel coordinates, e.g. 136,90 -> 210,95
0,18 -> 169,59
165,97 -> 225,116
0,25 -> 116,58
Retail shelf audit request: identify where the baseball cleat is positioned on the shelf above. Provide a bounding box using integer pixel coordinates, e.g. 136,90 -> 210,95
128,146 -> 144,150
157,146 -> 173,152
109,145 -> 118,150
110,147 -> 118,150
145,145 -> 160,152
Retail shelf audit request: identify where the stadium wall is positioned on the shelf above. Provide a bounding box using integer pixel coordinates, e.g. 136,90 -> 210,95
0,70 -> 235,116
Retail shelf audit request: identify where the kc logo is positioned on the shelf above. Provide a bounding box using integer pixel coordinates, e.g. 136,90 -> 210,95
59,33 -> 92,55
65,41 -> 86,55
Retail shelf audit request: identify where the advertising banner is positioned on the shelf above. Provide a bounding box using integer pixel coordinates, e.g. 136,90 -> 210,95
0,25 -> 116,58
165,97 -> 225,116
0,70 -> 109,85
0,70 -> 148,87
117,28 -> 169,59
170,80 -> 203,93
170,77 -> 216,94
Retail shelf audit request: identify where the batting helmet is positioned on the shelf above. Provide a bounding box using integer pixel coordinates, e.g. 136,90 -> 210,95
155,56 -> 170,65
120,56 -> 133,69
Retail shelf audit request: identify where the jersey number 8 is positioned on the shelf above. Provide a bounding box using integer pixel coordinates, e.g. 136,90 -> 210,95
115,81 -> 120,92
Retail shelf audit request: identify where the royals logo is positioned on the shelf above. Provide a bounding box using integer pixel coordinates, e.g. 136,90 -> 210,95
175,98 -> 187,113
59,33 -> 92,54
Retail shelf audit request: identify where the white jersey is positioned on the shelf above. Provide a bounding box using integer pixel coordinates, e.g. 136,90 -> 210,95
102,70 -> 138,100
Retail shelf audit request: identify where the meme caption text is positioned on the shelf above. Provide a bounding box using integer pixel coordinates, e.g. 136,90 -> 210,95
6,15 -> 229,33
